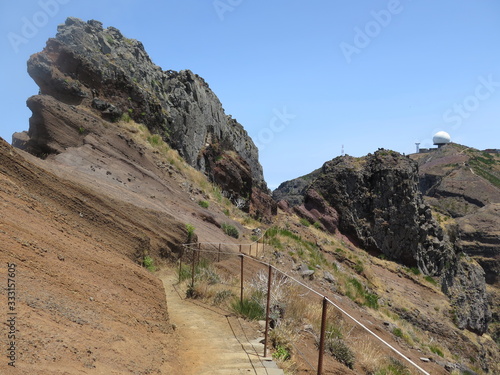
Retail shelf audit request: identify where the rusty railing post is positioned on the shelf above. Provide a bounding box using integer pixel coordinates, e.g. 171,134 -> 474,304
191,247 -> 196,287
218,243 -> 221,262
197,242 -> 201,264
317,297 -> 328,375
239,244 -> 242,254
264,264 -> 273,358
179,246 -> 183,283
240,254 -> 244,305
250,244 -> 252,257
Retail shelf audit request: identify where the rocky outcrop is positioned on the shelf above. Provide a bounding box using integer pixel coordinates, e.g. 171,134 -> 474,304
14,17 -> 275,218
309,151 -> 451,272
272,168 -> 320,207
410,145 -> 499,340
274,149 -> 491,334
456,203 -> 500,285
410,145 -> 500,285
275,151 -> 449,270
442,257 -> 491,335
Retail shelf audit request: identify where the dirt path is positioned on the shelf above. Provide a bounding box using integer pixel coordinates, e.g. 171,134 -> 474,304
159,270 -> 283,375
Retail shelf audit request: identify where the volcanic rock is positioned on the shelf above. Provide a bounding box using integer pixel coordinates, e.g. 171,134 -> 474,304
16,17 -> 275,219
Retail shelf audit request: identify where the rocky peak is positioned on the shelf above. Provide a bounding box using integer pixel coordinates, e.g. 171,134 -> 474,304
274,149 -> 491,334
16,17 -> 275,218
309,150 -> 449,273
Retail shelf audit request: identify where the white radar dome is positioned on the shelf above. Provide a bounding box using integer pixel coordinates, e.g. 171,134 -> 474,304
433,131 -> 451,145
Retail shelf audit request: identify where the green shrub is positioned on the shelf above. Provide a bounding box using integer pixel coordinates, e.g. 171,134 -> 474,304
180,258 -> 213,284
231,298 -> 264,320
186,224 -> 195,243
147,134 -> 162,146
374,357 -> 411,375
364,292 -> 379,309
345,278 -> 379,309
214,290 -> 233,305
354,261 -> 364,274
299,218 -> 311,227
313,221 -> 323,230
429,344 -> 444,357
424,275 -> 438,286
272,345 -> 291,361
143,256 -> 156,272
198,200 -> 209,209
222,223 -> 239,239
186,283 -> 199,299
392,327 -> 403,338
178,263 -> 192,282
409,267 -> 421,275
121,112 -> 131,123
269,324 -> 294,361
196,267 -> 220,285
325,337 -> 355,369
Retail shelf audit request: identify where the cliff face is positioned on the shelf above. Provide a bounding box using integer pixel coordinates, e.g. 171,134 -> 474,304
410,144 -> 500,286
274,149 -> 491,334
309,152 -> 449,272
410,144 -> 500,342
14,17 -> 275,219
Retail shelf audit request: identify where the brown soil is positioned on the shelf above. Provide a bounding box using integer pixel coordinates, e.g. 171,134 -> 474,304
0,135 -> 267,374
0,140 -> 178,374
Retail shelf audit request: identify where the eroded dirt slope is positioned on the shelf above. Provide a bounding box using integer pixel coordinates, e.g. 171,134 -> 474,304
0,138 -> 186,374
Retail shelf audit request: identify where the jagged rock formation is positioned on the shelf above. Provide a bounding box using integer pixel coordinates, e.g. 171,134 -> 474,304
272,168 -> 319,207
410,144 -> 500,285
274,149 -> 491,334
410,144 -> 500,342
13,17 -> 275,219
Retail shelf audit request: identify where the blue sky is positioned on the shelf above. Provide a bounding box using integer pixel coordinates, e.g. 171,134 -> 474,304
1,1 -> 499,189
